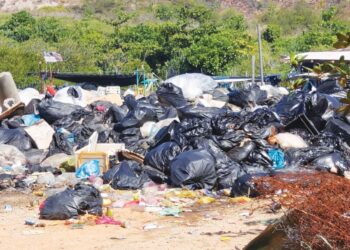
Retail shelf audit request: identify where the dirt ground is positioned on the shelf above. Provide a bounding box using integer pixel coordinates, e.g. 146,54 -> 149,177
0,191 -> 282,250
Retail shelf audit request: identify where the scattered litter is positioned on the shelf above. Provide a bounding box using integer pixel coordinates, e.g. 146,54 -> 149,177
95,215 -> 123,226
159,207 -> 182,217
143,223 -> 160,230
4,204 -> 12,212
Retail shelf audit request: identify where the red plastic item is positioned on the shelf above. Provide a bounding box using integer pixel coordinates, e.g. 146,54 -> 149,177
95,105 -> 106,112
95,215 -> 122,226
47,86 -> 56,96
123,200 -> 139,208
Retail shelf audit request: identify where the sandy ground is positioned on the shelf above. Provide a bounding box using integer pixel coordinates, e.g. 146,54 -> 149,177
0,191 -> 283,250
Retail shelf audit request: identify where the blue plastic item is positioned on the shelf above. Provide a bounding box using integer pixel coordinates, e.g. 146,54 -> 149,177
76,160 -> 100,179
268,149 -> 285,170
22,114 -> 41,126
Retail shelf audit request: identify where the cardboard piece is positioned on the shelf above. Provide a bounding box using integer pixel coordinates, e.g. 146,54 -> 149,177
75,143 -> 125,156
24,119 -> 55,150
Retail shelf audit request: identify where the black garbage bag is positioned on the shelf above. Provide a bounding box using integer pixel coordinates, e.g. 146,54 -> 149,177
247,150 -> 273,168
241,108 -> 279,128
228,86 -> 268,108
241,162 -> 272,175
27,164 -> 61,175
151,121 -> 187,149
89,100 -> 115,111
24,99 -> 41,115
0,117 -> 24,129
170,149 -> 217,190
227,141 -> 256,162
211,112 -> 241,135
38,99 -> 83,124
243,123 -> 274,139
308,132 -> 342,149
159,107 -> 178,120
190,137 -> 242,189
178,105 -> 228,120
213,130 -> 245,151
274,91 -> 306,126
123,94 -> 137,108
156,83 -> 187,108
117,107 -> 157,130
325,118 -> 350,145
212,88 -> 229,102
40,183 -> 102,220
305,93 -> 340,131
48,132 -> 74,156
120,127 -> 141,138
230,173 -> 269,197
276,92 -> 340,131
285,146 -> 334,167
24,149 -> 47,166
103,161 -> 151,190
179,118 -> 212,139
317,79 -> 342,94
144,142 -> 182,174
105,104 -> 129,123
311,152 -> 350,175
0,128 -> 32,151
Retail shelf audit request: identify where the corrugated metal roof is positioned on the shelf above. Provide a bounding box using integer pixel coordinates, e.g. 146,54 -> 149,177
297,50 -> 350,61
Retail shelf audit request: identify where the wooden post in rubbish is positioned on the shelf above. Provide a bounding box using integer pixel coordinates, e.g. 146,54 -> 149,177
251,55 -> 255,84
257,25 -> 264,85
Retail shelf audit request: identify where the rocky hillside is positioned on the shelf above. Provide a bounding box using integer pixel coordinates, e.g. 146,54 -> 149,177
0,0 -> 79,12
0,0 -> 347,15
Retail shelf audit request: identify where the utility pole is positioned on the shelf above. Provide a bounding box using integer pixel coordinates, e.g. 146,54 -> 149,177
257,25 -> 264,85
251,55 -> 255,84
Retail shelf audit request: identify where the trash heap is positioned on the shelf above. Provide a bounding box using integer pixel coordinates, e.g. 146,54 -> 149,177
0,72 -> 349,222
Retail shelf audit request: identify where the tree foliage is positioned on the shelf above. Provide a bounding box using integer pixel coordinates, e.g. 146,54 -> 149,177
0,2 -> 349,86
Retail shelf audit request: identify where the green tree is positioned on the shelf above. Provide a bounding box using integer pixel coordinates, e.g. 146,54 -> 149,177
35,17 -> 67,43
1,11 -> 36,42
263,25 -> 281,43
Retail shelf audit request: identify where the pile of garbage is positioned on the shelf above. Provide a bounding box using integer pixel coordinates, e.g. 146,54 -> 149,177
0,72 -> 350,221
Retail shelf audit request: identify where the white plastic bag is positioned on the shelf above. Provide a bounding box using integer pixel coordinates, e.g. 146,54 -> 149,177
0,144 -> 27,173
165,73 -> 217,100
274,133 -> 308,149
53,86 -> 87,107
18,88 -> 43,106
